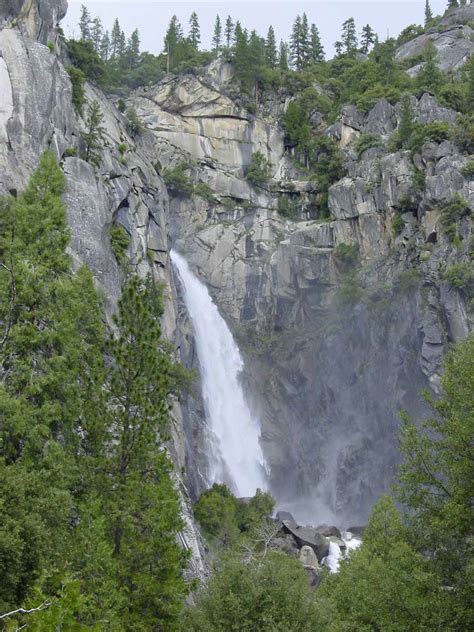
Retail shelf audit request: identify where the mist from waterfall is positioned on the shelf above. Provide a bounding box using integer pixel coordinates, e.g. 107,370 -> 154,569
171,250 -> 267,498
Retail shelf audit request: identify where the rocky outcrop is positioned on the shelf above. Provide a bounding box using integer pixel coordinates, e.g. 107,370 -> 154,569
395,4 -> 474,76
0,0 -> 67,44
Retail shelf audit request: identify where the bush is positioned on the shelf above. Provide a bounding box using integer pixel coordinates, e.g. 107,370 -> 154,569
337,272 -> 364,306
67,39 -> 106,86
452,115 -> 474,153
277,195 -> 299,219
194,182 -> 216,202
245,151 -> 272,186
63,147 -> 77,158
408,122 -> 451,152
162,163 -> 194,197
443,263 -> 474,296
461,159 -> 474,178
125,107 -> 144,138
392,212 -> 405,236
67,66 -> 86,116
110,224 -> 130,263
439,195 -> 471,241
355,133 -> 382,156
334,242 -> 359,269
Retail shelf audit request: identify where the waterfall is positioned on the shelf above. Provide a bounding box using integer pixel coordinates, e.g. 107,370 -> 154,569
171,250 -> 267,498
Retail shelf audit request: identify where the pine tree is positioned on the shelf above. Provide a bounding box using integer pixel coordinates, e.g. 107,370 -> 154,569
110,18 -> 122,59
212,15 -> 222,52
279,40 -> 289,71
290,15 -> 303,70
300,13 -> 311,67
265,25 -> 277,69
398,93 -> 415,145
164,15 -> 183,70
360,24 -> 376,54
81,100 -> 107,166
447,0 -> 459,8
79,4 -> 91,41
341,17 -> 358,55
100,31 -> 110,61
188,11 -> 201,50
334,40 -> 343,56
425,0 -> 433,25
309,24 -> 325,63
124,29 -> 140,69
225,15 -> 234,49
90,17 -> 103,53
416,40 -> 443,93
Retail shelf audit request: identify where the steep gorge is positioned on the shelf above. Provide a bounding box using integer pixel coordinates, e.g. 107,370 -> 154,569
0,0 -> 472,534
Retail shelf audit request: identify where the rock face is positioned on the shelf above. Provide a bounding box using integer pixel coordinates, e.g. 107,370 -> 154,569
131,59 -> 472,525
395,4 -> 474,76
0,0 -> 67,43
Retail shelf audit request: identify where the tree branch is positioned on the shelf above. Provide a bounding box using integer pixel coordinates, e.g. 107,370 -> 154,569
0,600 -> 51,620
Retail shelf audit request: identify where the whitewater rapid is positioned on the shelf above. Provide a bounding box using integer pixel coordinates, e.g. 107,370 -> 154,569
171,250 -> 267,497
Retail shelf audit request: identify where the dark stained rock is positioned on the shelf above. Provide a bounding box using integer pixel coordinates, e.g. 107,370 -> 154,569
347,526 -> 366,538
316,524 -> 342,539
281,522 -> 329,561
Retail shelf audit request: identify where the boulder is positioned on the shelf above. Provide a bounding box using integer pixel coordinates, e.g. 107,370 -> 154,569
329,536 -> 347,552
316,524 -> 342,539
270,535 -> 299,558
299,545 -> 319,570
281,522 -> 330,561
275,510 -> 297,527
347,526 -> 366,538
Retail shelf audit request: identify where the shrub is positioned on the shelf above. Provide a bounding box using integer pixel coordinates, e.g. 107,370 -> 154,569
110,224 -> 130,263
277,195 -> 299,219
67,39 -> 106,86
452,115 -> 474,153
194,182 -> 216,202
461,159 -> 474,178
125,107 -> 144,138
443,263 -> 474,296
408,122 -> 451,152
355,133 -> 382,156
47,41 -> 55,53
118,142 -> 128,156
117,99 -> 126,113
162,163 -> 194,197
392,212 -> 405,236
334,242 -> 359,269
338,272 -> 364,306
395,268 -> 420,293
245,151 -> 272,186
63,147 -> 77,158
67,66 -> 86,116
439,195 -> 471,241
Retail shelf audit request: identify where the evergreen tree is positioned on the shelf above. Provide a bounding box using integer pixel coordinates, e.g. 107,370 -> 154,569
300,13 -> 311,67
79,4 -> 91,41
164,15 -> 183,70
100,31 -> 110,61
212,15 -> 222,52
188,11 -> 201,50
90,16 -> 103,53
398,93 -> 415,145
360,24 -> 376,54
225,15 -> 234,49
81,100 -> 107,166
467,55 -> 474,112
127,29 -> 140,68
425,0 -> 434,25
447,0 -> 459,8
416,40 -> 443,93
290,15 -> 303,70
334,40 -> 344,56
279,40 -> 289,71
341,17 -> 358,55
310,24 -> 325,63
110,18 -> 123,59
265,25 -> 277,69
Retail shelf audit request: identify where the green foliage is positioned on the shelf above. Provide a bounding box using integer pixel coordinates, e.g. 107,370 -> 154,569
461,159 -> 474,178
81,100 -> 107,166
67,66 -> 86,116
193,484 -> 275,548
408,121 -> 451,152
184,552 -> 320,631
452,114 -> 474,153
0,153 -> 191,628
315,496 -> 451,631
416,41 -> 443,94
394,268 -> 421,293
396,336 -> 474,628
334,242 -> 359,269
194,182 -> 216,202
439,194 -> 471,241
354,133 -> 382,156
163,162 -> 195,196
245,151 -> 272,186
63,146 -> 78,158
307,136 -> 344,217
392,212 -> 405,236
277,195 -> 299,219
337,272 -> 364,306
67,39 -> 107,87
125,106 -> 144,137
443,262 -> 474,297
110,224 -> 130,264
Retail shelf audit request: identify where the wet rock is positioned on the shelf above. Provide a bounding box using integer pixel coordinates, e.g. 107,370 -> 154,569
316,525 -> 342,539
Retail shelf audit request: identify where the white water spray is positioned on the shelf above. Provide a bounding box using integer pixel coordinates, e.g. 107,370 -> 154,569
171,250 -> 267,497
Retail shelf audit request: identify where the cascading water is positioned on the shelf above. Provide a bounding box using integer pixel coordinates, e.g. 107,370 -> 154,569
171,250 -> 267,498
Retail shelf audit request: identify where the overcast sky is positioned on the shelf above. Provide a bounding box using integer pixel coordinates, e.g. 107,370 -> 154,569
66,1 -> 448,58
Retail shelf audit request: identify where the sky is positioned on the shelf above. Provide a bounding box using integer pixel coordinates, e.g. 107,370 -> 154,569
66,1 -> 449,58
